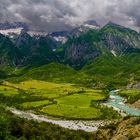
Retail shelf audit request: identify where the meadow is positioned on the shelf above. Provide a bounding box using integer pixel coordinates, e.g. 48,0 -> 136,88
0,80 -> 119,120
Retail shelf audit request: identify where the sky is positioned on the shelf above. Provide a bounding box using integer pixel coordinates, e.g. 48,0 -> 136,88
0,0 -> 140,32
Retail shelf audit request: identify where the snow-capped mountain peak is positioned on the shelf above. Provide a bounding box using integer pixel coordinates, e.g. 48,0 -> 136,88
0,28 -> 23,37
83,20 -> 100,29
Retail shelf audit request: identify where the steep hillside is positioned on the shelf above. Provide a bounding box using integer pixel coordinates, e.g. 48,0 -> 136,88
0,34 -> 20,72
95,117 -> 140,140
57,22 -> 140,68
15,31 -> 57,66
100,22 -> 140,55
81,52 -> 140,87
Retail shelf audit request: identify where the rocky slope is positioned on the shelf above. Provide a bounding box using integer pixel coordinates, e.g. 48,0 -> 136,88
61,22 -> 140,68
95,117 -> 140,140
0,34 -> 20,68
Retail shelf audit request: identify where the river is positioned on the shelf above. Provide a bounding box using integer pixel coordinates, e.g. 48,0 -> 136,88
7,90 -> 140,132
104,90 -> 140,116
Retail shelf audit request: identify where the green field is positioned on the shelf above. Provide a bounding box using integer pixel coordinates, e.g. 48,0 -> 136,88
42,104 -> 101,119
20,100 -> 51,109
0,85 -> 18,96
0,80 -> 119,119
42,93 -> 104,119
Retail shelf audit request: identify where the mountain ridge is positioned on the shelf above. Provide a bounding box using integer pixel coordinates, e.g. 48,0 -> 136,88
1,21 -> 140,88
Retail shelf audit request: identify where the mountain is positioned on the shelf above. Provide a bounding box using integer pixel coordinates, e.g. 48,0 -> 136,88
70,20 -> 100,37
0,31 -> 58,69
0,28 -> 23,38
0,21 -> 48,38
0,34 -> 19,69
101,22 -> 140,55
51,22 -> 140,87
48,31 -> 69,44
83,19 -> 100,29
0,22 -> 29,39
14,31 -> 57,66
1,21 -> 140,87
59,22 -> 140,68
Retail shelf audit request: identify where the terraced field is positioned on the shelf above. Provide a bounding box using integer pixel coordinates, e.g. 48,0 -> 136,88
0,80 -> 119,119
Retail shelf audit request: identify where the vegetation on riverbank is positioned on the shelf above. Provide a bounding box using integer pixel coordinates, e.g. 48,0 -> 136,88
0,105 -> 95,140
119,90 -> 140,104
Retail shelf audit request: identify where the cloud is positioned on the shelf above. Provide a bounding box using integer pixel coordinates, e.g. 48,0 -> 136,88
0,0 -> 140,32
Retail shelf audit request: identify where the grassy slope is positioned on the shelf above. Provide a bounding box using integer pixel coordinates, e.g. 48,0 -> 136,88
8,62 -> 82,83
81,52 -> 140,88
7,51 -> 140,89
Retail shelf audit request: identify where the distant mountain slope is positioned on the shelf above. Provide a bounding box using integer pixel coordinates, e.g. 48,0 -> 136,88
10,62 -> 80,83
59,22 -> 140,68
100,22 -> 140,55
14,31 -> 58,66
1,22 -> 140,87
81,53 -> 140,87
0,34 -> 19,68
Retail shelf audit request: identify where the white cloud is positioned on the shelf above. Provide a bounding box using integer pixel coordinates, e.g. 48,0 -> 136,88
0,0 -> 140,31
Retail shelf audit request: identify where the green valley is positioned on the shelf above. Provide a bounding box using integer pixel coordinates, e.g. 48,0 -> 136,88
0,20 -> 140,140
0,80 -> 119,120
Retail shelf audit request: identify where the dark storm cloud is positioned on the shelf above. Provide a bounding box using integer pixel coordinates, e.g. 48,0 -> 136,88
0,0 -> 140,32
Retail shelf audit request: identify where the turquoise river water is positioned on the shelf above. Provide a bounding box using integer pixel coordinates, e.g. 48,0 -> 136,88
105,90 -> 140,116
